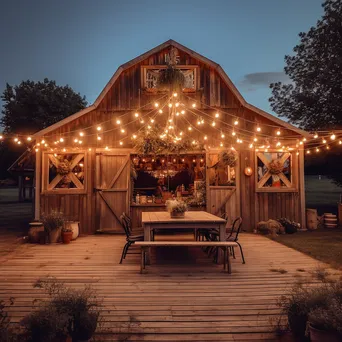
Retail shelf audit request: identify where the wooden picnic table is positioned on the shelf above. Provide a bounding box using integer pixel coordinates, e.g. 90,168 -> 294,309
141,211 -> 227,264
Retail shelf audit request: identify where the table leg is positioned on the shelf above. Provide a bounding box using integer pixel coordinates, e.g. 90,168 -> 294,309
140,247 -> 144,274
227,248 -> 231,274
218,223 -> 226,264
223,246 -> 227,272
143,224 -> 151,264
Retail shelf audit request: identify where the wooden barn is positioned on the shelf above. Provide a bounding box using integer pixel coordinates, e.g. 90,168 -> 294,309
32,40 -> 309,234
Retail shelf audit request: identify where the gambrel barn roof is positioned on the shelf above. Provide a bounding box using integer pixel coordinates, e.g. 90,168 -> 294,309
33,39 -> 308,139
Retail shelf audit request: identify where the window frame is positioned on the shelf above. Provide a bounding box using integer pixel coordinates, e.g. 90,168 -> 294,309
41,151 -> 88,195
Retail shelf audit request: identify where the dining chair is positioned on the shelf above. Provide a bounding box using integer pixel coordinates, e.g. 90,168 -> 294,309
210,217 -> 245,264
196,212 -> 228,241
119,214 -> 144,263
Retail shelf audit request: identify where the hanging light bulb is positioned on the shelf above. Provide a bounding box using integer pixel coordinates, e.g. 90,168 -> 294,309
306,150 -> 311,154
181,110 -> 185,115
63,148 -> 66,152
276,142 -> 281,147
176,112 -> 180,116
256,125 -> 261,132
192,103 -> 196,108
88,148 -> 91,151
314,133 -> 318,139
253,137 -> 258,142
179,132 -> 183,136
105,146 -> 109,150
119,141 -> 123,146
154,103 -> 159,108
204,135 -> 207,140
116,119 -> 121,125
331,133 -> 336,140
140,119 -> 144,124
159,109 -> 163,114
35,148 -> 39,152
59,137 -> 64,142
78,140 -> 82,144
17,141 -> 21,145
201,118 -> 204,124
302,138 -> 307,142
192,140 -> 196,145
326,145 -> 330,150
121,128 -> 125,133
97,126 -> 102,131
322,139 -> 327,144
173,92 -> 178,97
197,119 -> 201,125
79,132 -> 84,137
211,121 -> 216,127
316,148 -> 320,152
339,140 -> 342,145
175,102 -> 180,107
150,118 -> 154,123
215,113 -> 220,118
232,130 -> 236,136
276,129 -> 281,136
220,142 -> 223,147
134,112 -> 139,118
234,119 -> 239,126
132,134 -> 137,139
97,136 -> 102,141
168,103 -> 172,108
188,126 -> 192,131
27,136 -> 32,141
147,125 -> 151,129
221,133 -> 225,138
0,135 -> 3,140
249,143 -> 253,148
74,138 -> 78,143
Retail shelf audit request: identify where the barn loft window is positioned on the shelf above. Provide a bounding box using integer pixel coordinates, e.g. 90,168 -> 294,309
256,151 -> 297,191
131,154 -> 205,206
43,152 -> 86,193
142,66 -> 197,92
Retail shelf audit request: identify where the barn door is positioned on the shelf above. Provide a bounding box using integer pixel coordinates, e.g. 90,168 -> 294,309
95,152 -> 130,233
206,152 -> 240,225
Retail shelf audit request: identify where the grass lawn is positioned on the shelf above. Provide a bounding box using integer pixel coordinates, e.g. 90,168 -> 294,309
274,229 -> 342,269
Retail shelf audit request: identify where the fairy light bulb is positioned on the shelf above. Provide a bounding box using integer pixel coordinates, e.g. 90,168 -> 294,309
147,125 -> 151,129
181,110 -> 185,115
159,109 -> 163,114
220,142 -> 223,147
314,133 -> 318,139
276,142 -> 281,147
150,118 -> 154,123
97,136 -> 101,141
276,129 -> 281,136
132,134 -> 137,139
253,137 -> 258,142
116,119 -> 121,125
121,128 -> 125,133
215,113 -> 220,118
339,140 -> 342,145
179,132 -> 183,136
322,139 -> 327,144
234,119 -> 239,126
79,132 -> 84,137
35,148 -> 39,152
154,103 -> 159,108
74,138 -> 78,143
232,131 -> 236,137
221,133 -> 225,138
59,138 -> 64,142
44,143 -> 48,147
306,150 -> 311,154
63,148 -> 66,152
168,103 -> 172,108
326,145 -> 330,150
88,148 -> 91,151
140,119 -> 144,124
204,136 -> 207,140
97,126 -> 102,131
316,148 -> 320,152
256,126 -> 261,132
175,102 -> 179,107
249,143 -> 253,148
134,112 -> 139,118
119,141 -> 123,146
212,121 -> 216,127
173,93 -> 178,97
168,119 -> 173,123
17,141 -> 21,145
331,133 -> 336,140
105,146 -> 109,150
188,126 -> 192,131
0,135 -> 3,140
192,103 -> 196,108
78,140 -> 83,144
197,120 -> 201,125
27,136 -> 32,141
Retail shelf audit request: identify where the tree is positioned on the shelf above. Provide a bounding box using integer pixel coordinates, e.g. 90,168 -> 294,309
1,78 -> 87,134
269,0 -> 342,131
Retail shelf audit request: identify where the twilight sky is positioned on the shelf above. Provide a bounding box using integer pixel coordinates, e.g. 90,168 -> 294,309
0,0 -> 324,120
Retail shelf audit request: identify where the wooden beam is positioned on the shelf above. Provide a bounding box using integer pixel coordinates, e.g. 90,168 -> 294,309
34,150 -> 42,220
299,148 -> 306,229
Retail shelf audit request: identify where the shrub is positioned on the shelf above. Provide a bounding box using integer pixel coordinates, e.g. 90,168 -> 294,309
277,218 -> 299,234
41,211 -> 65,233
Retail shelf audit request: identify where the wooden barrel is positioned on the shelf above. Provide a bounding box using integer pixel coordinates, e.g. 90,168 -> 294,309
306,209 -> 318,230
324,213 -> 337,228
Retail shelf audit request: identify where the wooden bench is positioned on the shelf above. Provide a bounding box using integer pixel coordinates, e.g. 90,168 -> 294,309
135,241 -> 238,274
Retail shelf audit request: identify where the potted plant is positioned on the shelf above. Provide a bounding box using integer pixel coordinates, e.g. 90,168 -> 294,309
307,298 -> 342,342
61,226 -> 73,244
166,199 -> 188,218
41,211 -> 65,243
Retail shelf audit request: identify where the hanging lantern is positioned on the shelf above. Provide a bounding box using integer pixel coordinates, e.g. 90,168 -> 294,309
244,166 -> 253,176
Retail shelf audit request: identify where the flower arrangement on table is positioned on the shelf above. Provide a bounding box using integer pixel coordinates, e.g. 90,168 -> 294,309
166,199 -> 188,218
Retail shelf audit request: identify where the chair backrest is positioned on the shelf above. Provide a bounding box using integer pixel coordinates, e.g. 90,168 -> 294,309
227,217 -> 243,241
122,212 -> 133,234
120,214 -> 130,239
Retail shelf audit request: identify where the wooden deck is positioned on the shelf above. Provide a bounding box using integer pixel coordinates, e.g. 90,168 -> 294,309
0,232 -> 336,341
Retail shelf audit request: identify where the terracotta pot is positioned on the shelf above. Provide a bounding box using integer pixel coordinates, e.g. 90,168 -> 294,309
48,227 -> 62,243
28,222 -> 44,243
170,211 -> 185,218
62,231 -> 73,244
309,324 -> 341,342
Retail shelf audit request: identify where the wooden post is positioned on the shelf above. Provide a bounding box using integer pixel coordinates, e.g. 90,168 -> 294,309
299,148 -> 306,229
34,150 -> 42,220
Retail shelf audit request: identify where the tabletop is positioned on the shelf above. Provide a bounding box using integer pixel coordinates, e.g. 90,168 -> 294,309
141,211 -> 226,224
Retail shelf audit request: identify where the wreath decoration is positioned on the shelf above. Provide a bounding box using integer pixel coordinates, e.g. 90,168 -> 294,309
157,66 -> 185,91
268,159 -> 284,175
209,151 -> 238,169
57,159 -> 71,176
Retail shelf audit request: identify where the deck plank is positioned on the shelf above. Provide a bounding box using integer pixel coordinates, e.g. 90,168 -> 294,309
0,233 -> 337,340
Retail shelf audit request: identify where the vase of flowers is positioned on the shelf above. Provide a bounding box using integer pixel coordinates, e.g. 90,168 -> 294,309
166,199 -> 188,218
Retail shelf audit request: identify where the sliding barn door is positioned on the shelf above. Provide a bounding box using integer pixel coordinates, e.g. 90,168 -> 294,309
206,152 -> 240,225
95,152 -> 130,233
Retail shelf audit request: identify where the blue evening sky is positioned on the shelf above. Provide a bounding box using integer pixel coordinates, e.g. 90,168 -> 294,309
0,0 -> 324,120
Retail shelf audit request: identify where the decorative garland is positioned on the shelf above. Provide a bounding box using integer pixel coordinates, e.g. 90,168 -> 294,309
133,125 -> 204,156
268,159 -> 284,175
158,66 -> 185,91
